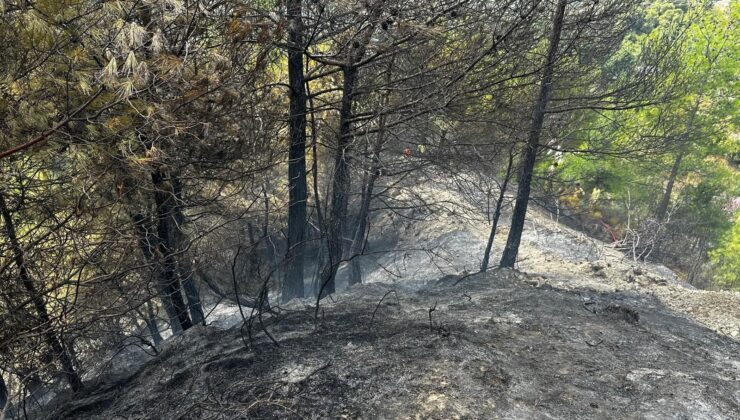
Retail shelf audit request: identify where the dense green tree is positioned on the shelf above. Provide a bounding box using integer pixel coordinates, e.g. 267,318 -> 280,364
552,0 -> 738,284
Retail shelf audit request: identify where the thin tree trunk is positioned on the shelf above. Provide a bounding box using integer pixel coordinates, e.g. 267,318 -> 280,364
306,60 -> 328,294
247,221 -> 264,293
347,149 -> 380,286
179,273 -> 204,326
0,193 -> 83,392
62,335 -> 81,373
151,169 -> 193,331
284,0 -> 309,302
144,301 -> 164,346
655,151 -> 684,222
0,372 -> 8,412
500,0 -> 567,268
655,83 -> 702,223
262,187 -> 277,274
349,138 -> 371,262
347,59 -> 394,286
172,176 -> 204,325
133,213 -> 183,335
318,64 -> 358,298
481,149 -> 514,272
318,4 -> 385,298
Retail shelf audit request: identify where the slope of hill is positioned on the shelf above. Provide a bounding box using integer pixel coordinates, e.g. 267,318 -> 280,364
30,180 -> 740,419
43,270 -> 739,419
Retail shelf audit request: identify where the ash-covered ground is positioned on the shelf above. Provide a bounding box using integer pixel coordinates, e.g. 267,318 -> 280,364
44,270 -> 739,419
29,180 -> 740,419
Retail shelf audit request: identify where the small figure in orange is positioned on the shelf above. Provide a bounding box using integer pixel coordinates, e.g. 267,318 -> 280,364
403,147 -> 413,159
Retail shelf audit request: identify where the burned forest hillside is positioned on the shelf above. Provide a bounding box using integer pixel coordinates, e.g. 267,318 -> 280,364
1,0 -> 738,419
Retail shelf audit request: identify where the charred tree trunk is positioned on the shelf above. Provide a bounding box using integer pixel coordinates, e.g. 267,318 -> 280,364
133,213 -> 183,335
318,64 -> 359,298
481,149 -> 514,272
318,4 -> 384,298
0,193 -> 83,392
347,59 -> 393,286
247,222 -> 265,293
306,60 -> 328,295
145,301 -> 164,346
0,373 -> 7,411
262,188 -> 277,275
347,150 -> 381,286
178,268 -> 204,326
172,177 -> 204,325
283,0 -> 309,302
151,169 -> 193,331
347,170 -> 376,286
500,0 -> 567,268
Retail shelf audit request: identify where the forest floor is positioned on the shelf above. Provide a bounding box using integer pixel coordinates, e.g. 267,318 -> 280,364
42,271 -> 740,419
35,178 -> 740,419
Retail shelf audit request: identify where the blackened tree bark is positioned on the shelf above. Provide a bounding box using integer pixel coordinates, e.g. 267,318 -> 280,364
283,0 -> 309,302
151,169 -> 193,331
306,59 -> 329,295
347,60 -> 393,286
175,252 -> 204,326
247,222 -> 265,290
261,188 -> 278,278
318,1 -> 385,298
500,0 -> 567,268
145,301 -> 164,346
0,192 -> 83,392
0,373 -> 6,411
172,176 -> 204,325
347,136 -> 383,286
133,213 -> 184,335
481,148 -> 514,272
318,65 -> 359,298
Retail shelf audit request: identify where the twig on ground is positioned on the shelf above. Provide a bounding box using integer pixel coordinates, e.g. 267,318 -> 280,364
453,272 -> 476,286
369,290 -> 399,332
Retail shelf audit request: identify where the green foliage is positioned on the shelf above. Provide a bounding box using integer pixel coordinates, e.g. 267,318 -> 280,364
552,0 -> 739,286
710,214 -> 740,289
